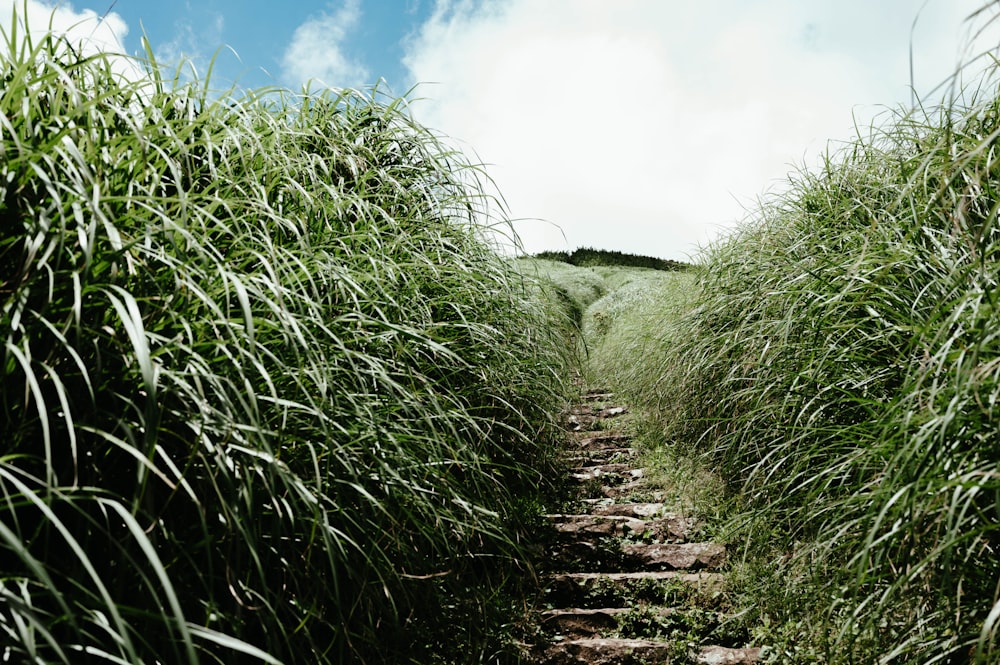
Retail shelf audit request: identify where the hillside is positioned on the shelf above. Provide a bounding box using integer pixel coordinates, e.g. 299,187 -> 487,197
524,62 -> 1000,665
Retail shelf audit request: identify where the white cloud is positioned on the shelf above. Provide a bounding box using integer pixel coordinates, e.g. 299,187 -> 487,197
0,0 -> 144,82
282,0 -> 369,90
0,0 -> 128,55
404,0 -> 1000,260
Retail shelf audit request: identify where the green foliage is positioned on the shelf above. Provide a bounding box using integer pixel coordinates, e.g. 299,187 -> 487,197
579,268 -> 697,392
521,260 -> 723,522
533,247 -> 691,272
515,258 -> 607,334
617,605 -> 747,656
0,20 -> 569,665
648,63 -> 1000,663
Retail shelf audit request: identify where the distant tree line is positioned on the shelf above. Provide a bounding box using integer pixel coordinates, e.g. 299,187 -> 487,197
533,247 -> 691,271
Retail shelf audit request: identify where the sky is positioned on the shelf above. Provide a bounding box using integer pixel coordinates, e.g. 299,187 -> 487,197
4,1 -> 1000,261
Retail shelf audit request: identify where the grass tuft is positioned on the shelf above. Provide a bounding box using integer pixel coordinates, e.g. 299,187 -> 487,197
645,29 -> 1000,664
0,15 -> 571,664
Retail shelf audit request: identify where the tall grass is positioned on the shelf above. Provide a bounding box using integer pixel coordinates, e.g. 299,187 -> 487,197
577,267 -> 696,390
515,258 -> 608,336
518,260 -> 727,524
0,19 -> 568,665
645,33 -> 1000,665
515,260 -> 696,382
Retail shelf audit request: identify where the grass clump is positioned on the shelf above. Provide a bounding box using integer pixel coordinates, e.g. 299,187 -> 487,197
647,48 -> 1000,664
0,19 -> 569,665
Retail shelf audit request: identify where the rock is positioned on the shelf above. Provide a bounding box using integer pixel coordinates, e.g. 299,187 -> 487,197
586,499 -> 698,540
596,406 -> 628,418
546,514 -> 693,541
565,414 -> 598,431
593,450 -> 640,465
536,638 -> 675,665
548,514 -> 650,537
570,463 -> 635,483
541,607 -> 681,639
599,479 -> 647,498
544,571 -> 726,606
588,502 -> 672,518
565,448 -> 638,467
572,433 -> 632,450
622,542 -> 727,571
541,608 -> 626,636
694,646 -> 763,664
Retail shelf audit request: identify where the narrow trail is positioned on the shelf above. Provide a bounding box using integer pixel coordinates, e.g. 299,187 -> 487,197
522,389 -> 763,665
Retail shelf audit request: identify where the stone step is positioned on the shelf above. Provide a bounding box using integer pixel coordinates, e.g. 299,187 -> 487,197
564,414 -> 599,432
540,608 -> 627,637
531,637 -> 676,665
595,406 -> 629,419
571,462 -> 635,474
528,639 -> 762,665
546,514 -> 693,542
584,501 -> 676,519
597,478 -> 655,499
694,646 -> 763,664
581,391 -> 615,402
622,542 -> 727,571
567,405 -> 629,418
571,464 -> 644,484
540,607 -> 679,638
569,432 -> 633,450
565,407 -> 629,431
563,449 -> 638,467
549,540 -> 726,573
543,571 -> 725,608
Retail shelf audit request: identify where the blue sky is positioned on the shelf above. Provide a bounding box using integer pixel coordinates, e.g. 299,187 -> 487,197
110,1 -> 430,94
5,1 -> 1000,260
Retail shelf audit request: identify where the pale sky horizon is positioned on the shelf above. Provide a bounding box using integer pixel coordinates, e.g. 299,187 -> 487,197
4,0 -> 1000,261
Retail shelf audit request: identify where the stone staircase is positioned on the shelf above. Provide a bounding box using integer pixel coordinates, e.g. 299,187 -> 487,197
524,390 -> 762,665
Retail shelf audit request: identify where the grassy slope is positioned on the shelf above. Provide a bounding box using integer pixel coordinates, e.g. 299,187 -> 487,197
524,58 -> 1000,661
0,29 -> 571,665
518,258 -> 742,650
610,72 -> 1000,665
516,259 -> 721,516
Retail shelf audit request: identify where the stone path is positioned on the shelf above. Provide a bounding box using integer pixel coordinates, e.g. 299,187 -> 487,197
523,390 -> 763,665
